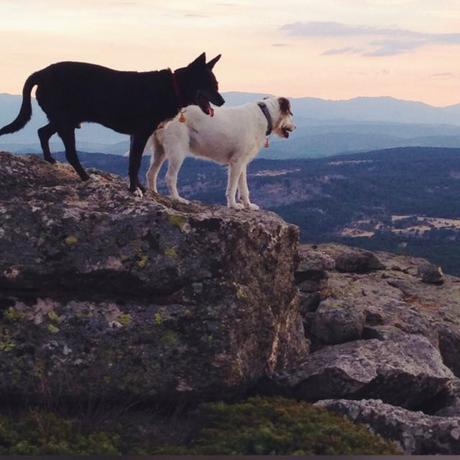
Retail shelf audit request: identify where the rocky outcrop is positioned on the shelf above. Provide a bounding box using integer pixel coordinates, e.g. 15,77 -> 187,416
316,399 -> 460,455
278,242 -> 460,454
271,334 -> 453,409
0,152 -> 307,402
296,243 -> 460,367
5,151 -> 460,454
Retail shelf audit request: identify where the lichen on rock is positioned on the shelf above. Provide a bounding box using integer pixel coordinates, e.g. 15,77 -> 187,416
0,152 -> 307,403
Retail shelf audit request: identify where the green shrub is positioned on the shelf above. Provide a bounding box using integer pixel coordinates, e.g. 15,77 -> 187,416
184,397 -> 400,455
0,411 -> 120,455
0,397 -> 400,455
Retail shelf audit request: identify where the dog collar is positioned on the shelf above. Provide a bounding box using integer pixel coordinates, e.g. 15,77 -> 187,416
171,71 -> 184,108
257,102 -> 273,136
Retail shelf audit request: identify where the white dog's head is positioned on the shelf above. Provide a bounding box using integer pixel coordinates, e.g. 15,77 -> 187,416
270,97 -> 295,139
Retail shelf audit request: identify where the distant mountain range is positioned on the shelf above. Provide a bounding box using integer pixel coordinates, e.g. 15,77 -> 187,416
2,91 -> 460,158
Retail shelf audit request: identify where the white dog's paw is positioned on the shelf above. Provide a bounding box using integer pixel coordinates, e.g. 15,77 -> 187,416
229,202 -> 244,210
245,202 -> 260,211
85,174 -> 105,185
89,173 -> 104,182
172,196 -> 190,205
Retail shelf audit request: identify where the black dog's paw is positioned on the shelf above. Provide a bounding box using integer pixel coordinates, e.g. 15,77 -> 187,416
129,185 -> 144,197
45,156 -> 57,165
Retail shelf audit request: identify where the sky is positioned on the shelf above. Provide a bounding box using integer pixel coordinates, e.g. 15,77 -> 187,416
1,0 -> 460,106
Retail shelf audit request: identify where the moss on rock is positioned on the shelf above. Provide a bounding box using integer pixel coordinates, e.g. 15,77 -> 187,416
117,313 -> 132,327
64,235 -> 78,247
3,308 -> 23,322
167,213 -> 188,230
164,247 -> 177,259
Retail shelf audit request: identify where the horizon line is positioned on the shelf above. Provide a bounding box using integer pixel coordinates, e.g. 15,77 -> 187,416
1,90 -> 459,110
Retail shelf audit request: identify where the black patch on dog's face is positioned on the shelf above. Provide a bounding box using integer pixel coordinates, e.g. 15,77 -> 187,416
180,53 -> 225,115
278,97 -> 293,116
274,97 -> 295,139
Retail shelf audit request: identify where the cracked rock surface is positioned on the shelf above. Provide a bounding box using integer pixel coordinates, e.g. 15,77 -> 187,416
274,242 -> 460,454
316,399 -> 460,455
271,334 -> 453,409
5,152 -> 460,454
0,152 -> 307,402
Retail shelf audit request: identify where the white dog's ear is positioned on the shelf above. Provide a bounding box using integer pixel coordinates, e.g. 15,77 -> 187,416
206,54 -> 222,69
278,97 -> 293,115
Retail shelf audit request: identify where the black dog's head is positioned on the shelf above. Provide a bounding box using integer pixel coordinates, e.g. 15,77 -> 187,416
175,52 -> 225,115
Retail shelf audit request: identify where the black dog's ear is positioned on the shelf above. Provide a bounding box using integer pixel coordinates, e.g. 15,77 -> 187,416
190,52 -> 207,67
206,54 -> 221,69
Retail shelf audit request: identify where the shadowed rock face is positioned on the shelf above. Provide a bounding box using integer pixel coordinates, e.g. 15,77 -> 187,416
0,152 -> 308,403
272,334 -> 454,410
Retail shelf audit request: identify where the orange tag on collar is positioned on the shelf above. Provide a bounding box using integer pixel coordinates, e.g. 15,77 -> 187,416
179,111 -> 186,123
264,137 -> 269,148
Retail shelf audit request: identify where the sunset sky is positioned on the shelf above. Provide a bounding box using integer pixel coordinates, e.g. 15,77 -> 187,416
1,0 -> 460,105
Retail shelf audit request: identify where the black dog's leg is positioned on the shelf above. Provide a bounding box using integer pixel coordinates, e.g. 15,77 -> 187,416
57,125 -> 90,181
38,123 -> 57,164
128,133 -> 150,193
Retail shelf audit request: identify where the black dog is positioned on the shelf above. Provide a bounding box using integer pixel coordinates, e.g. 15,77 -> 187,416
0,53 -> 224,192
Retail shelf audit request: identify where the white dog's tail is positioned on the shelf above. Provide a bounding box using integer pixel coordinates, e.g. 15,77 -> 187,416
143,136 -> 153,154
152,130 -> 165,157
145,128 -> 166,165
123,135 -> 155,157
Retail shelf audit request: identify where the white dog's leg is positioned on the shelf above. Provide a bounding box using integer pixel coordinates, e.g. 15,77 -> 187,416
236,188 -> 242,203
226,163 -> 245,209
166,154 -> 189,204
146,140 -> 165,193
238,167 -> 259,210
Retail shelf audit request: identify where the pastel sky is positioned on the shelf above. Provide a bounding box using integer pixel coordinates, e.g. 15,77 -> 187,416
1,0 -> 460,105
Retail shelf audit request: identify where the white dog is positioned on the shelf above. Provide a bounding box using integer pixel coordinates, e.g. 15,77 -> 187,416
145,96 -> 295,209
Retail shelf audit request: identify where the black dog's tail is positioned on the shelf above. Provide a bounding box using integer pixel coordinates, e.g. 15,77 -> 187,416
0,72 -> 39,135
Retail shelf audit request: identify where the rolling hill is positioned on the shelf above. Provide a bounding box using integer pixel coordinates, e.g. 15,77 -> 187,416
30,146 -> 460,275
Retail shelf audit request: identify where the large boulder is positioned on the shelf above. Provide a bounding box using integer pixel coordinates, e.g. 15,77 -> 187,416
417,262 -> 444,285
302,243 -> 460,377
271,334 -> 454,409
312,298 -> 365,346
0,152 -> 308,403
439,325 -> 460,378
316,399 -> 460,455
296,245 -> 335,282
314,244 -> 384,274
